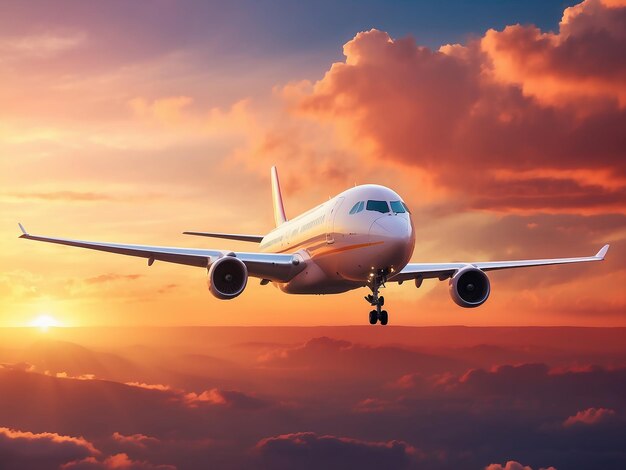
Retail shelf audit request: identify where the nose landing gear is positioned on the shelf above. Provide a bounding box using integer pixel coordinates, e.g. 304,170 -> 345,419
365,270 -> 389,325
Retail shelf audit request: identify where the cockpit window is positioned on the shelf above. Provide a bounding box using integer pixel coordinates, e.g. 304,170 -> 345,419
366,200 -> 390,213
349,201 -> 365,215
390,201 -> 406,213
402,202 -> 411,213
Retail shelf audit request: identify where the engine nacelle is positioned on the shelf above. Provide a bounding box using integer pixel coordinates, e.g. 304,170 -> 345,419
449,266 -> 490,308
207,256 -> 248,300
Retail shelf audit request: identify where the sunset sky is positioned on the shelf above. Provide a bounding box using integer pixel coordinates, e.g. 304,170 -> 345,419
0,3 -> 625,469
1,0 -> 625,327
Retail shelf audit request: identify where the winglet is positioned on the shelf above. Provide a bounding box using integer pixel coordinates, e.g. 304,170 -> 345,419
18,223 -> 28,238
595,244 -> 610,260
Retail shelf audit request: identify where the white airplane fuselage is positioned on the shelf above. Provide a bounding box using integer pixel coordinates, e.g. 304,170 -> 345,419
260,184 -> 415,294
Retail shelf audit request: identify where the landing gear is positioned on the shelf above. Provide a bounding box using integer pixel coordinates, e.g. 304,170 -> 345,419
364,269 -> 390,326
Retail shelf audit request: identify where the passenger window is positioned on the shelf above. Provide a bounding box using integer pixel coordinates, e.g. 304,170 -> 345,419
366,200 -> 390,213
390,201 -> 406,213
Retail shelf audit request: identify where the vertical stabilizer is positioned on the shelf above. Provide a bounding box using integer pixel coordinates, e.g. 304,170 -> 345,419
271,166 -> 287,227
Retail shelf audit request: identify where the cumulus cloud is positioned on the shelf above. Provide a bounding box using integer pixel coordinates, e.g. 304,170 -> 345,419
255,432 -> 419,470
563,407 -> 616,426
0,362 -> 35,372
485,462 -> 556,470
124,381 -> 269,410
286,0 -> 626,214
61,453 -> 176,470
0,427 -> 98,470
112,432 -> 160,449
183,388 -> 270,410
482,0 -> 626,106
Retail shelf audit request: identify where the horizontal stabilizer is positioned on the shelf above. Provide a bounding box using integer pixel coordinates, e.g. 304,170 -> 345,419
182,231 -> 264,243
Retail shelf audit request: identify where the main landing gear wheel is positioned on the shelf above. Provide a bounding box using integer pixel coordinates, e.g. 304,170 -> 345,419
365,269 -> 390,326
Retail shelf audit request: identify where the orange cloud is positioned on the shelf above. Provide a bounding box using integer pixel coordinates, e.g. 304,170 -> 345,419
288,1 -> 626,215
563,407 -> 616,426
183,388 -> 269,409
61,453 -> 176,470
482,0 -> 626,107
124,382 -> 172,391
0,427 -> 99,469
485,462 -> 556,470
111,432 -> 160,449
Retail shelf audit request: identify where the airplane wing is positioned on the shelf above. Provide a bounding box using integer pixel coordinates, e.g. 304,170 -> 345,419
390,245 -> 609,283
17,224 -> 303,283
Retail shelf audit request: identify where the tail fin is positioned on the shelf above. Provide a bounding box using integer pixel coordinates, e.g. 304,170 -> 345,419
271,166 -> 287,227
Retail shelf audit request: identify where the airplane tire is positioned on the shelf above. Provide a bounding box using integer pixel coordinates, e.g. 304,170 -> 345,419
369,310 -> 378,325
379,310 -> 388,325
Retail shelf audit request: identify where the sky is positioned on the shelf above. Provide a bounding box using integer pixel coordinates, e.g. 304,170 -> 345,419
1,0 -> 625,327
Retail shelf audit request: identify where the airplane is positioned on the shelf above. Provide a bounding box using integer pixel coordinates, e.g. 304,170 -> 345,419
18,166 -> 609,325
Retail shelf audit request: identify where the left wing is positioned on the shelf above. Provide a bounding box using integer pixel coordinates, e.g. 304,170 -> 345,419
391,245 -> 609,283
17,224 -> 303,283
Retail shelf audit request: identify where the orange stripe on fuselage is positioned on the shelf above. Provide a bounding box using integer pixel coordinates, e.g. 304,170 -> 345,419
310,241 -> 384,258
269,234 -> 383,259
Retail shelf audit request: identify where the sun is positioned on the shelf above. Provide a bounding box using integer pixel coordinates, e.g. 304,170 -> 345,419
30,314 -> 61,331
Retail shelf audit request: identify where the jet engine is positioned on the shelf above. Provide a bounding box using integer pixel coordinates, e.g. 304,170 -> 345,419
207,256 -> 248,299
449,266 -> 490,308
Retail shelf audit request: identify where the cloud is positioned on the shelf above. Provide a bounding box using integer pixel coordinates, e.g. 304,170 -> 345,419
183,388 -> 270,410
352,397 -> 401,414
563,407 -> 616,427
112,432 -> 160,450
258,336 -> 467,380
482,0 -> 626,106
84,274 -> 143,284
61,453 -> 176,470
0,362 -> 35,372
0,427 -> 98,470
485,463 -> 532,470
485,462 -> 556,470
5,191 -> 115,201
124,382 -> 172,391
286,0 -> 626,214
255,432 -> 418,470
123,381 -> 270,410
0,32 -> 86,59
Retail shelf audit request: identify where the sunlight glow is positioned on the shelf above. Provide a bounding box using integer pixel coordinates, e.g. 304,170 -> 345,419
30,314 -> 61,331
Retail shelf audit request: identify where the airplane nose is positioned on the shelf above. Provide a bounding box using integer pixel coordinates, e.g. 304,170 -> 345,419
369,215 -> 410,241
368,215 -> 414,270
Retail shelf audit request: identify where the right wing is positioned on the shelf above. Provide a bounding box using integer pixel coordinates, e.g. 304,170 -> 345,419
18,224 -> 303,283
391,245 -> 609,283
